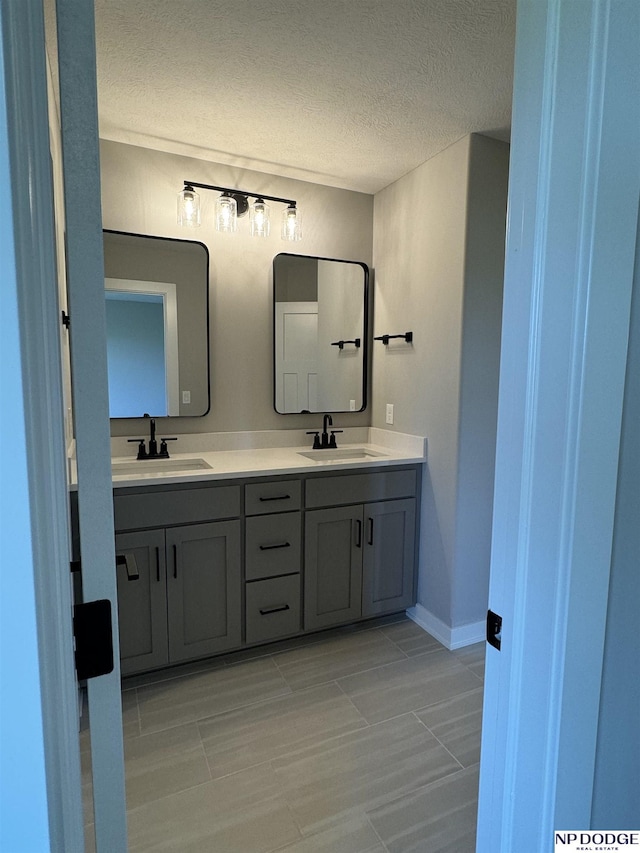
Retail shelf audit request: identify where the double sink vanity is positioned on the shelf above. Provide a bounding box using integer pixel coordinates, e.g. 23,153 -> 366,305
73,432 -> 425,677
90,230 -> 424,677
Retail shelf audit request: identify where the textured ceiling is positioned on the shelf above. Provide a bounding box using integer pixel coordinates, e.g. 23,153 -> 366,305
51,0 -> 516,194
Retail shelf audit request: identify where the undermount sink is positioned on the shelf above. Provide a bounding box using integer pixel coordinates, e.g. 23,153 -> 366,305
112,457 -> 212,476
298,447 -> 387,462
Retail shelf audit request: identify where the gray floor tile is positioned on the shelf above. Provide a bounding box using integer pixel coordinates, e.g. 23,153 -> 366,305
136,657 -> 291,734
122,687 -> 140,739
123,653 -> 228,690
380,620 -> 444,657
126,764 -> 301,853
273,814 -> 387,853
416,688 -> 484,768
274,629 -> 406,691
124,722 -> 211,810
273,713 -> 461,835
337,648 -> 482,724
199,682 -> 368,779
367,765 -> 479,853
452,643 -> 486,679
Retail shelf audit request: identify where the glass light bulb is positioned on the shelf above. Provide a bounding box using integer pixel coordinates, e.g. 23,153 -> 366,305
281,203 -> 302,241
215,193 -> 237,233
250,198 -> 271,237
177,186 -> 200,226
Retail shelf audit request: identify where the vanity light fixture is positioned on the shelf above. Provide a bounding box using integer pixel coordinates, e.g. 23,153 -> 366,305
178,181 -> 300,240
177,184 -> 201,227
249,197 -> 270,237
282,202 -> 302,242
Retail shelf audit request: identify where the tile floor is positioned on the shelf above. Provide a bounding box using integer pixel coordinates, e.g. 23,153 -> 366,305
82,617 -> 485,853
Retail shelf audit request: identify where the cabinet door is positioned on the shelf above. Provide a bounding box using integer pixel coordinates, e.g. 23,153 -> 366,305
115,530 -> 169,675
166,520 -> 242,662
362,498 -> 416,617
304,505 -> 363,631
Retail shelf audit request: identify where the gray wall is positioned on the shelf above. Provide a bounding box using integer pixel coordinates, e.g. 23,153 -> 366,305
100,140 -> 373,436
372,134 -> 509,630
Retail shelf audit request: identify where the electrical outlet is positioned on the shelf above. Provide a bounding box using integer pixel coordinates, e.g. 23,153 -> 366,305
182,390 -> 191,404
386,403 -> 394,425
349,399 -> 356,411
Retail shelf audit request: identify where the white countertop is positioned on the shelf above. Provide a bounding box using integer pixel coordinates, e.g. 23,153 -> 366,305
68,428 -> 426,490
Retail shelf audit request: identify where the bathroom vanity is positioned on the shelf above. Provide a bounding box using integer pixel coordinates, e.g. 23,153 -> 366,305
72,446 -> 423,677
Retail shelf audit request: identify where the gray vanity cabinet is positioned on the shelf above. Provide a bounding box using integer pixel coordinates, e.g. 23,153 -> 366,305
361,498 -> 416,617
115,529 -> 169,676
112,484 -> 242,675
304,468 -> 418,631
103,466 -> 419,676
304,505 -> 364,631
166,521 -> 242,662
115,521 -> 241,675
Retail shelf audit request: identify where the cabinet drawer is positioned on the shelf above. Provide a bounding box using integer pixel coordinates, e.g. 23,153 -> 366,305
245,575 -> 301,644
245,513 -> 301,580
305,469 -> 417,509
114,485 -> 241,531
245,480 -> 301,515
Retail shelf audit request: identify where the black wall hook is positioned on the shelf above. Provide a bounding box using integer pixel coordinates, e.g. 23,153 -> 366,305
330,338 -> 361,350
374,332 -> 413,345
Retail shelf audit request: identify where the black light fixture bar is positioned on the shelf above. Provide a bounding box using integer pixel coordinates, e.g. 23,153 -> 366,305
183,181 -> 296,207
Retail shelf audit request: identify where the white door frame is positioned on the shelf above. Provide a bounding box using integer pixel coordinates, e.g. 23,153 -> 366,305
55,0 -> 128,849
477,0 -> 640,848
0,0 -> 83,850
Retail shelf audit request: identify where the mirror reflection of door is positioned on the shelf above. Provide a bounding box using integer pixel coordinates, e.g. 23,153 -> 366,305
105,278 -> 179,417
275,302 -> 319,412
273,254 -> 368,414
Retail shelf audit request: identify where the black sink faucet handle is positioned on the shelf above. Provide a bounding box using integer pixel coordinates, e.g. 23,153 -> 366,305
306,430 -> 321,450
329,430 -> 343,449
159,437 -> 178,458
127,438 -> 148,459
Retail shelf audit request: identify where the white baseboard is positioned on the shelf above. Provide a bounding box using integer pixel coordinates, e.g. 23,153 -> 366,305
406,604 -> 485,650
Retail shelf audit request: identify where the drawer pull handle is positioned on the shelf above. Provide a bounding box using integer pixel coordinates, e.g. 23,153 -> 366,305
259,604 -> 290,616
259,494 -> 291,502
259,542 -> 291,551
368,517 -> 374,545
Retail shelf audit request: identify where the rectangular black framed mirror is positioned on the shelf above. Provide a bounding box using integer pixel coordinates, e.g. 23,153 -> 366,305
273,253 -> 369,414
103,230 -> 210,418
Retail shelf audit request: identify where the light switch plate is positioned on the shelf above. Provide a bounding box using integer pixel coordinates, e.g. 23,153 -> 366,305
386,403 -> 394,424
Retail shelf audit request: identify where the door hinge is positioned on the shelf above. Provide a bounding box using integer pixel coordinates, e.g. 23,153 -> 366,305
487,609 -> 502,651
70,559 -> 81,573
73,600 -> 114,680
61,310 -> 70,329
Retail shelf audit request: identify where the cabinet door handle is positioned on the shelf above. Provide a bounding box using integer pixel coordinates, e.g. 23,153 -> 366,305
155,546 -> 160,583
259,542 -> 291,551
116,553 -> 139,582
259,604 -> 290,616
172,544 -> 178,579
367,517 -> 374,545
355,519 -> 362,548
259,494 -> 291,502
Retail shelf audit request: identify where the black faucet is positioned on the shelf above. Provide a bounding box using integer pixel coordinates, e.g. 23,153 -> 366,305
306,414 -> 343,450
127,413 -> 178,460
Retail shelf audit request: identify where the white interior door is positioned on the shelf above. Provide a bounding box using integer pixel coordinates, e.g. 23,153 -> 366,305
477,1 -> 640,847
0,2 -> 84,849
275,301 -> 319,412
56,0 -> 127,850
